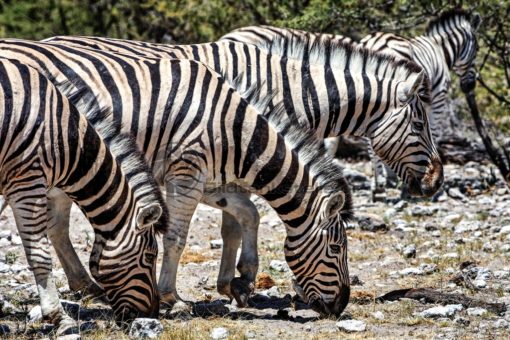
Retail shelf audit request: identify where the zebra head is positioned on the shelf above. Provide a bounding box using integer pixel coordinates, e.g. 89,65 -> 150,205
369,67 -> 443,197
89,202 -> 164,321
427,10 -> 482,93
285,175 -> 353,317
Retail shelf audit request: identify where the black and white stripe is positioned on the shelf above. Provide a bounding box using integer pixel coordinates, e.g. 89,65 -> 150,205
0,58 -> 168,331
0,40 -> 355,316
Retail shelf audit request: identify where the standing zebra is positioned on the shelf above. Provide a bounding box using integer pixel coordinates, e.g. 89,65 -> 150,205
0,58 -> 168,333
0,41 -> 353,315
41,34 -> 443,305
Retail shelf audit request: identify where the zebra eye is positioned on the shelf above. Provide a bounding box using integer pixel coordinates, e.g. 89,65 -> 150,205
145,252 -> 156,263
330,244 -> 341,254
412,121 -> 424,132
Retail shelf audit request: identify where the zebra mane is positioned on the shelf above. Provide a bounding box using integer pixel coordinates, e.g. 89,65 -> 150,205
257,30 -> 425,86
225,74 -> 353,221
58,81 -> 169,234
426,9 -> 473,35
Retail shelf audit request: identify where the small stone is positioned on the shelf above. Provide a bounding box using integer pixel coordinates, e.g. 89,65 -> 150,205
500,225 -> 510,235
494,270 -> 510,279
394,200 -> 408,211
9,264 -> 26,273
358,214 -> 388,232
336,319 -> 366,332
454,221 -> 480,234
128,318 -> 163,339
497,188 -> 508,196
410,205 -> 433,217
448,188 -> 466,200
473,279 -> 487,289
10,236 -> 22,245
402,244 -> 416,258
0,263 -> 8,274
467,307 -> 488,316
260,286 -> 280,298
501,244 -> 510,252
58,335 -> 80,340
210,239 -> 223,249
210,327 -> 229,340
419,304 -> 463,318
399,267 -> 424,276
0,239 -> 9,248
0,324 -> 10,335
420,263 -> 438,274
454,317 -> 470,326
28,305 -> 42,323
269,260 -> 289,272
1,300 -> 20,315
493,319 -> 509,329
482,242 -> 494,252
372,311 -> 384,320
0,230 -> 11,239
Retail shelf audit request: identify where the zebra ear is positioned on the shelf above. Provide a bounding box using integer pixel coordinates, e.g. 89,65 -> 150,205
136,203 -> 163,228
397,70 -> 424,104
471,13 -> 482,32
324,192 -> 345,218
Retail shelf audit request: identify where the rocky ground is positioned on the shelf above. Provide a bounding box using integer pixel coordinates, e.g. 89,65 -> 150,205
1,160 -> 510,339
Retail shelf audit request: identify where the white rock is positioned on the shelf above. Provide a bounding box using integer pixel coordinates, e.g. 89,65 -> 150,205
371,311 -> 385,320
399,267 -> 424,276
28,305 -> 42,323
448,188 -> 466,200
419,304 -> 463,318
467,307 -> 488,316
211,327 -> 229,339
493,319 -> 509,329
0,239 -> 10,248
420,263 -> 438,274
10,236 -> 22,245
402,244 -> 416,258
501,244 -> 510,252
0,263 -> 9,273
474,279 -> 487,289
336,319 -> 366,332
9,264 -> 26,273
494,270 -> 510,279
442,214 -> 463,227
500,225 -> 510,235
0,230 -> 11,239
128,318 -> 163,339
454,221 -> 480,234
269,260 -> 289,272
410,205 -> 433,216
260,286 -> 280,298
442,252 -> 459,259
210,239 -> 223,249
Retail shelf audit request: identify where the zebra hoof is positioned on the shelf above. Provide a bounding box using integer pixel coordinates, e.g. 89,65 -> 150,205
230,277 -> 254,307
56,315 -> 79,336
160,292 -> 180,309
82,282 -> 106,301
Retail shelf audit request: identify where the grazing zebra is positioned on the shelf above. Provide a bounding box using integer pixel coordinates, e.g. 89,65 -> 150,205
225,9 -> 480,196
0,58 -> 168,333
0,40 -> 354,315
42,33 -> 443,305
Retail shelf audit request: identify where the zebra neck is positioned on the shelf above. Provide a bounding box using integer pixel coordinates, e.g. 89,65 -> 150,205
58,115 -> 134,236
428,32 -> 463,71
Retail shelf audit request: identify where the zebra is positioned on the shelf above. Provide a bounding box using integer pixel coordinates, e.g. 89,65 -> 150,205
40,33 -> 442,305
0,58 -> 168,333
225,10 -> 480,197
0,38 -> 441,310
0,40 -> 355,315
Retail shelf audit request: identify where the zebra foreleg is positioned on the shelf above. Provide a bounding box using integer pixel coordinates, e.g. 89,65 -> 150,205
0,195 -> 6,215
159,176 -> 204,308
203,187 -> 259,307
8,188 -> 78,335
46,189 -> 104,298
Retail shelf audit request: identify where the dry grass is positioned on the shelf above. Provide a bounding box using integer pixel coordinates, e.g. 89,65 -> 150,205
180,250 -> 211,264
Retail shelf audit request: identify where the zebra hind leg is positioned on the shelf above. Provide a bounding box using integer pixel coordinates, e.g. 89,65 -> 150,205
8,188 -> 78,335
159,176 -> 204,309
203,187 -> 259,307
0,195 -> 6,214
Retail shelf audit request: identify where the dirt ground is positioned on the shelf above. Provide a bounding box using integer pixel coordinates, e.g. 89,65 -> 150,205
1,161 -> 510,339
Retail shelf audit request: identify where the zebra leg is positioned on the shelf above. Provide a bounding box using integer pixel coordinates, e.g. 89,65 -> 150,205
367,138 -> 388,202
159,176 -> 204,308
203,187 -> 259,307
7,189 -> 77,335
0,195 -> 6,215
46,189 -> 104,298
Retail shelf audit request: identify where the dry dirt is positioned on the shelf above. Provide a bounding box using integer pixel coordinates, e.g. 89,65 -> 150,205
1,161 -> 510,339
